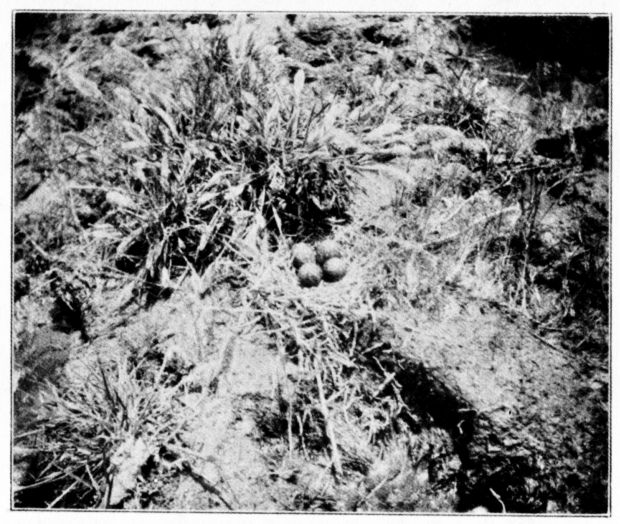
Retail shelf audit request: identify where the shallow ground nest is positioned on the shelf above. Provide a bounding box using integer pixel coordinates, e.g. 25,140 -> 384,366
227,221 -> 462,505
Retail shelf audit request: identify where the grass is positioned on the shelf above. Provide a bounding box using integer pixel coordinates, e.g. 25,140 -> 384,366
408,27 -> 610,355
14,13 -> 609,513
15,349 -> 184,508
236,209 -> 463,510
13,11 -> 362,501
15,17 -> 360,306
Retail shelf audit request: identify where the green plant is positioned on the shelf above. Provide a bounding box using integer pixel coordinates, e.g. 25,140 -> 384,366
60,25 -> 357,303
14,343 -> 190,508
340,73 -> 404,130
436,59 -> 490,138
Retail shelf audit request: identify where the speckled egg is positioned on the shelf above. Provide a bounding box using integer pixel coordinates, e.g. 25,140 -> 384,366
292,242 -> 316,269
298,262 -> 322,287
315,239 -> 341,265
322,257 -> 347,282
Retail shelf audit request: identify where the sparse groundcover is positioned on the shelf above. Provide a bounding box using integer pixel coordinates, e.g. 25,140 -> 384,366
13,13 -> 609,513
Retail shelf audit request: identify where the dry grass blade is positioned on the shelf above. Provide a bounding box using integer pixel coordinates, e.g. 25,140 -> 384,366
314,361 -> 343,477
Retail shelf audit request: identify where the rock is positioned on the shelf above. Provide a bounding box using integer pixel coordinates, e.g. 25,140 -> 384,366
109,436 -> 153,506
16,327 -> 72,390
14,168 -> 43,203
16,179 -> 65,221
377,303 -> 608,512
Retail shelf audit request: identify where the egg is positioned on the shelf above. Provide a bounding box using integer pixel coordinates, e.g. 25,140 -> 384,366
322,257 -> 347,282
292,242 -> 316,269
315,239 -> 341,265
298,262 -> 322,287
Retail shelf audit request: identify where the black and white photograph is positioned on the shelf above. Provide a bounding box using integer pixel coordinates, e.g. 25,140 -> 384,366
10,6 -> 611,516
